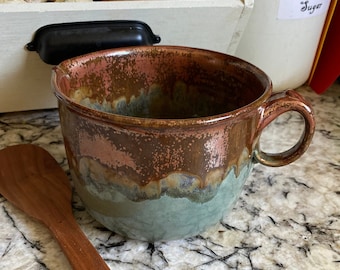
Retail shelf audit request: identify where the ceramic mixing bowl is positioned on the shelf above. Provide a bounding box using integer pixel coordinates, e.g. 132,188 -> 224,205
52,46 -> 315,241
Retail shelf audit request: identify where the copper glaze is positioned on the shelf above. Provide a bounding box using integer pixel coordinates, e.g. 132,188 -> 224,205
52,46 -> 315,240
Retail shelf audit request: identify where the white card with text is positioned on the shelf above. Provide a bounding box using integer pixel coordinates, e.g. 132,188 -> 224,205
278,0 -> 331,19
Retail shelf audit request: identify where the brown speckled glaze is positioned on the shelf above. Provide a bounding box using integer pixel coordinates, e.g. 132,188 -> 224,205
52,46 -> 315,240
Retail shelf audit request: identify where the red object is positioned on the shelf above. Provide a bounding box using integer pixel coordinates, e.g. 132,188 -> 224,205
309,1 -> 340,94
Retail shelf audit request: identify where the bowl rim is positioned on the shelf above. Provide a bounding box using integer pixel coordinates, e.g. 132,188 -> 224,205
52,45 -> 272,128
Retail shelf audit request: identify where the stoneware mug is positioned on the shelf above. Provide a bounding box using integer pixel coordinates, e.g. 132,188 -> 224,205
52,46 -> 315,241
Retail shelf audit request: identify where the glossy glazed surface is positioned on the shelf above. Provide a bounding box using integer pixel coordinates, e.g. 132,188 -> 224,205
52,46 -> 314,240
72,162 -> 253,241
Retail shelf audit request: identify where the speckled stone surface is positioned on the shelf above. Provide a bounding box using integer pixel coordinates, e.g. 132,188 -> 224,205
0,84 -> 339,269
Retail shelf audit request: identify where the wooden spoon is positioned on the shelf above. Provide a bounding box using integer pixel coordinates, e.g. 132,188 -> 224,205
0,144 -> 109,270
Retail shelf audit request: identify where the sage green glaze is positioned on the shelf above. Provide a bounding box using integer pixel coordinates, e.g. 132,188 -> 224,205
71,161 -> 253,241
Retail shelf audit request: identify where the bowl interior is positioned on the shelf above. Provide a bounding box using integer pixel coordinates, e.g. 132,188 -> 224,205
54,46 -> 270,119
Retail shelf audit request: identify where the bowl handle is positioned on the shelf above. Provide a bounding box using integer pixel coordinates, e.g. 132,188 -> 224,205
254,90 -> 315,167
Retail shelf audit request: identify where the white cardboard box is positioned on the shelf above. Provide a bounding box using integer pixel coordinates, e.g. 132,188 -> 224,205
0,0 -> 253,112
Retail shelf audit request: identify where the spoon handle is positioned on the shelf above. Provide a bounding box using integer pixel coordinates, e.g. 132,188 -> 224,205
48,215 -> 110,270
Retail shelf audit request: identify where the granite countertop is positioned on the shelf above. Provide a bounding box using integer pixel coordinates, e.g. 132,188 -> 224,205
0,84 -> 339,270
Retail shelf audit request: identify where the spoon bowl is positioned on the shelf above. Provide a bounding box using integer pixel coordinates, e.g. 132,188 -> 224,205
0,144 -> 109,270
